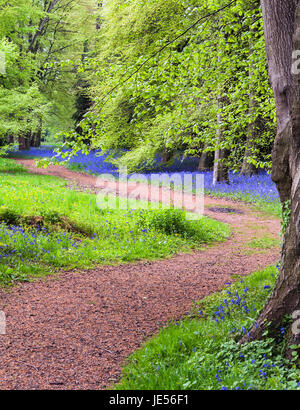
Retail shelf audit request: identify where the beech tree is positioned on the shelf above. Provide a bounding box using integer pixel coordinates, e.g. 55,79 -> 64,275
81,0 -> 275,174
246,0 -> 300,342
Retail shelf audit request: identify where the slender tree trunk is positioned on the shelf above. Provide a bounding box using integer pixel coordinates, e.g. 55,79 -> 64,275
30,129 -> 41,148
198,144 -> 212,171
198,152 -> 207,171
30,117 -> 42,147
220,148 -> 230,183
245,0 -> 300,343
198,153 -> 207,171
241,130 -> 257,176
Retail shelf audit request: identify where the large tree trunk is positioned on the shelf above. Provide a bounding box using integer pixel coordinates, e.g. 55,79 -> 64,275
246,0 -> 300,343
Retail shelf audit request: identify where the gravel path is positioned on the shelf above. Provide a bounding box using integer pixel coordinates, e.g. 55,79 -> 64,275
0,160 -> 281,390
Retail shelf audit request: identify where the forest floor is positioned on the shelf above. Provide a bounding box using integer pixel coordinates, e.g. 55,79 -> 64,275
0,159 -> 281,390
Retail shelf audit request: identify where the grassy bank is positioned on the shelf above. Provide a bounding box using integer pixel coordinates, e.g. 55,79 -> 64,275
116,266 -> 300,390
0,158 -> 230,286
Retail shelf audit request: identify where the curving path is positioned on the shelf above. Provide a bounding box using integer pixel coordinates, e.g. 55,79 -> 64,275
0,159 -> 281,390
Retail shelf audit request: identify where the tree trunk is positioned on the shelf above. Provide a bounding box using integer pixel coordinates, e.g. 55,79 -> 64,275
198,152 -> 208,171
241,130 -> 257,176
220,149 -> 230,183
30,128 -> 42,148
213,150 -> 230,184
198,144 -> 212,171
18,132 -> 31,151
245,0 -> 300,343
18,136 -> 27,151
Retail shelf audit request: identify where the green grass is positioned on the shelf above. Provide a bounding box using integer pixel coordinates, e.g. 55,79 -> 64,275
0,158 -> 230,286
65,162 -> 90,173
128,174 -> 282,219
0,158 -> 27,173
200,188 -> 281,219
254,199 -> 281,219
9,153 -> 282,218
2,157 -> 294,391
115,266 -> 300,390
248,236 -> 281,250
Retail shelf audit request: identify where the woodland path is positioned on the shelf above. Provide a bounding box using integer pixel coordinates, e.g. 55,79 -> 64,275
0,159 -> 281,389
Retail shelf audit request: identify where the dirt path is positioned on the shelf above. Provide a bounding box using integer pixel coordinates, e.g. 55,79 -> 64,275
0,159 -> 281,390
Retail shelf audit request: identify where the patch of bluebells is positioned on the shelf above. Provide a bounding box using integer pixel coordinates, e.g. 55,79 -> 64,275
211,281 -> 254,336
213,350 -> 293,390
12,147 -> 280,204
150,169 -> 280,206
166,281 -> 295,391
211,280 -> 272,338
12,146 -> 120,176
12,147 -> 202,174
0,223 -> 81,264
189,278 -> 300,390
0,208 -> 179,269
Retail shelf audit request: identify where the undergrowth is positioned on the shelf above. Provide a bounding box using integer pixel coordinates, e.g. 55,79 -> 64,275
115,266 -> 300,390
